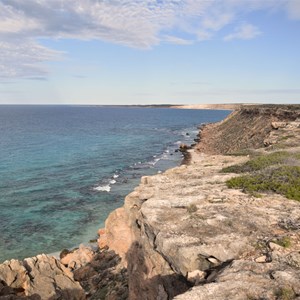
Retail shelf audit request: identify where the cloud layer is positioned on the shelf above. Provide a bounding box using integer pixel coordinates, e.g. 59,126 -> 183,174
0,0 -> 299,79
224,23 -> 262,41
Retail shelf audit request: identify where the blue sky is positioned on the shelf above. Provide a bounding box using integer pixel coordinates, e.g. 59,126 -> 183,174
0,0 -> 299,105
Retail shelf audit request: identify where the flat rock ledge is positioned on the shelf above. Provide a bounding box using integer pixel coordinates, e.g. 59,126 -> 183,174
103,150 -> 300,299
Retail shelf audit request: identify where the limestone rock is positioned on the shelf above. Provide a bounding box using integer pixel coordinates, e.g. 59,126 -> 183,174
0,259 -> 29,289
60,244 -> 94,270
102,105 -> 300,299
106,148 -> 300,299
104,207 -> 135,265
286,251 -> 300,268
186,270 -> 206,284
255,255 -> 267,263
269,241 -> 283,251
97,228 -> 108,249
174,260 -> 300,300
0,254 -> 85,300
272,121 -> 287,129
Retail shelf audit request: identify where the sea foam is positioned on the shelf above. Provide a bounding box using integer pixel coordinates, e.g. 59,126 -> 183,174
94,185 -> 111,192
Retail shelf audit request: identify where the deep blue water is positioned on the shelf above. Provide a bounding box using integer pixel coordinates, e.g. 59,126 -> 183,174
0,106 -> 230,262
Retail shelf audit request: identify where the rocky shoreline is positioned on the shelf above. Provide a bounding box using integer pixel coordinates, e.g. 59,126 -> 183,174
1,104 -> 300,299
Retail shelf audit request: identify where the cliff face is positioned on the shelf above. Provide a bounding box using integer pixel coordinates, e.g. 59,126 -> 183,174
196,105 -> 300,154
1,105 -> 300,300
102,105 -> 300,300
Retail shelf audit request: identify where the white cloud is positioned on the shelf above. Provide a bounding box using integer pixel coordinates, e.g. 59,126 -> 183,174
224,23 -> 262,41
0,39 -> 62,79
163,35 -> 194,45
286,0 -> 300,20
202,11 -> 234,31
0,0 -> 298,79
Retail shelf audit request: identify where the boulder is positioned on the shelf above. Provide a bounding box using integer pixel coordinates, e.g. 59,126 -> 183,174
104,207 -> 135,265
271,122 -> 287,129
0,259 -> 29,289
0,254 -> 85,300
60,245 -> 94,270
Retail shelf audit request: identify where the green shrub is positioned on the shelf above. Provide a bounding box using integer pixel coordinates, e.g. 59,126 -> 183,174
275,287 -> 296,300
279,135 -> 295,141
187,204 -> 198,213
222,151 -> 291,173
273,236 -> 292,248
226,166 -> 300,201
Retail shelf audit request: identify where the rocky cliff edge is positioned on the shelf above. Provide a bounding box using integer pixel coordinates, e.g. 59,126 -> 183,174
102,105 -> 300,299
1,105 -> 300,300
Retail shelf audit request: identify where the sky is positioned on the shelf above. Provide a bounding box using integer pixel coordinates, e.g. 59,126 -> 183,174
0,0 -> 300,105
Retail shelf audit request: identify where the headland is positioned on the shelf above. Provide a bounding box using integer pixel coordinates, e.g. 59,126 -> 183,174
1,104 -> 300,300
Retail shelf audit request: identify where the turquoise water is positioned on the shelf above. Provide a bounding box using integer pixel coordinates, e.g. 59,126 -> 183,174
0,106 -> 230,262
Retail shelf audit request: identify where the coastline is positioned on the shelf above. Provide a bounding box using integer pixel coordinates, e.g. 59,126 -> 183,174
45,124 -> 199,258
0,117 -> 204,299
2,105 -> 300,299
100,105 -> 300,299
0,105 -> 216,264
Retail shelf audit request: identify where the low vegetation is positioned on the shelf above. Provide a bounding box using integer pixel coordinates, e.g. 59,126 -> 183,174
223,151 -> 300,201
275,287 -> 296,300
273,236 -> 292,248
221,151 -> 291,173
226,165 -> 300,201
187,203 -> 198,213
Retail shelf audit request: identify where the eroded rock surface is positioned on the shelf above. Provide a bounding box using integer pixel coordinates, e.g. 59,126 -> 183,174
174,260 -> 300,300
104,105 -> 300,299
60,244 -> 95,270
73,249 -> 128,300
0,254 -> 85,300
111,153 -> 300,299
196,105 -> 300,154
2,105 -> 300,300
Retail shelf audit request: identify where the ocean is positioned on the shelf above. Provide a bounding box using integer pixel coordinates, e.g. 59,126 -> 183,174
0,106 -> 230,262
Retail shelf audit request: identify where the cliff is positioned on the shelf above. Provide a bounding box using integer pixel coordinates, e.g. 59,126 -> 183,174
102,105 -> 300,299
1,105 -> 300,300
196,104 -> 300,154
